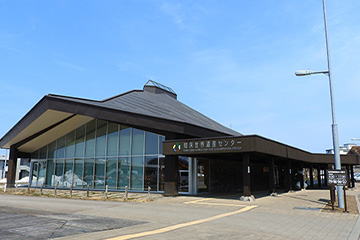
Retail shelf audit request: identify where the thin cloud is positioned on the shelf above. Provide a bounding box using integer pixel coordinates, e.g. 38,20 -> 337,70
56,61 -> 87,71
160,2 -> 185,29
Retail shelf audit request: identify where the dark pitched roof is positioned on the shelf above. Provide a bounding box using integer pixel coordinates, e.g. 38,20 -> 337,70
48,89 -> 240,137
0,83 -> 240,150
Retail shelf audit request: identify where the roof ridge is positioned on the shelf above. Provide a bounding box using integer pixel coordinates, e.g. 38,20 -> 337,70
47,94 -> 100,103
100,90 -> 143,102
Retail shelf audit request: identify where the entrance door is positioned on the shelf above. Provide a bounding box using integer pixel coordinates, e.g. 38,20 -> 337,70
197,159 -> 209,192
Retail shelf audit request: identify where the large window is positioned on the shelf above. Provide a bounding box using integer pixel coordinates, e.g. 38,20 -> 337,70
30,119 -> 165,192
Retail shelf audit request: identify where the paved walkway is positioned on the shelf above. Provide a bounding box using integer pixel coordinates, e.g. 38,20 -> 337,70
0,187 -> 360,239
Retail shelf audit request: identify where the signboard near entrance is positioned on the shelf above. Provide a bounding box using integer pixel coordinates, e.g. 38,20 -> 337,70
326,170 -> 348,186
167,137 -> 242,155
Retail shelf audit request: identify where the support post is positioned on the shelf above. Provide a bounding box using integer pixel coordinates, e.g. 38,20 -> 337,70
310,165 -> 314,188
269,158 -> 275,194
125,186 -> 128,201
163,155 -> 179,196
300,162 -> 305,190
242,153 -> 251,197
350,165 -> 355,188
148,186 -> 151,201
317,166 -> 322,188
287,161 -> 292,192
6,146 -> 18,188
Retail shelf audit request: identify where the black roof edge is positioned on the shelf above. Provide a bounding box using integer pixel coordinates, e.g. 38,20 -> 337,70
0,96 -> 49,148
48,89 -> 144,103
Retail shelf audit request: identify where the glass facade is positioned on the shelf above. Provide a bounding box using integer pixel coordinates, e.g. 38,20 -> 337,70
29,119 -> 166,192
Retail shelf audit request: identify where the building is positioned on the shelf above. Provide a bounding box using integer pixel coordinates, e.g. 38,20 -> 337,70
0,154 -> 30,182
326,143 -> 357,155
0,80 -> 359,196
0,154 -> 6,179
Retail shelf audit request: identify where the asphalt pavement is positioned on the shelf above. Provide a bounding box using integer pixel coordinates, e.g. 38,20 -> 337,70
0,187 -> 360,240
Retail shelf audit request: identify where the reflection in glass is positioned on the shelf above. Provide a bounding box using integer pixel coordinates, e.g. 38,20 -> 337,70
179,156 -> 189,192
119,126 -> 131,155
95,120 -> 107,157
106,158 -> 117,189
56,136 -> 66,159
65,131 -> 75,158
64,159 -> 74,187
46,160 -> 54,187
31,162 -> 38,186
74,159 -> 84,187
38,161 -> 46,186
39,146 -> 47,159
132,129 -> 144,155
32,151 -> 39,159
145,132 -> 158,155
75,125 -> 85,157
84,158 -> 94,187
159,136 -> 165,155
31,119 -> 165,192
118,157 -> 130,189
55,160 -> 64,187
144,156 -> 158,191
131,157 -> 144,190
107,123 -> 119,156
95,158 -> 105,189
85,120 -> 96,157
48,141 -> 56,159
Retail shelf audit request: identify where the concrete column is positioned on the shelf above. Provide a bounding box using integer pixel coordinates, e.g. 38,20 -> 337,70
300,162 -> 304,190
317,166 -> 321,188
242,153 -> 251,196
6,146 -> 18,188
164,155 -> 179,196
286,160 -> 292,191
350,165 -> 355,188
269,158 -> 275,193
309,165 -> 314,188
325,164 -> 333,186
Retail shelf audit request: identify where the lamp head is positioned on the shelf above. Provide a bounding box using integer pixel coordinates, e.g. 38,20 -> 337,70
295,70 -> 311,76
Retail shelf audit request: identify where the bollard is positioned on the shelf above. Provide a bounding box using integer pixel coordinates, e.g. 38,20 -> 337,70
40,184 -> 43,196
125,186 -> 128,202
87,185 -> 89,197
54,184 -> 57,197
28,184 -> 30,194
70,185 -> 73,197
105,185 -> 108,199
147,186 -> 151,201
343,186 -> 348,213
4,184 -> 7,193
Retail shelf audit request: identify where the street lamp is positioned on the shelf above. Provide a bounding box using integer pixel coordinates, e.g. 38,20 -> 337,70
295,0 -> 344,208
295,70 -> 329,76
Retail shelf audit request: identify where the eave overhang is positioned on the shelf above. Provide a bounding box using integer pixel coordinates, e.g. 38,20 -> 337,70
0,95 -> 237,153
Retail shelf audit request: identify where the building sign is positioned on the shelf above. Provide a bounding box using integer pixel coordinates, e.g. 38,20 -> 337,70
326,170 -> 348,186
168,138 -> 242,155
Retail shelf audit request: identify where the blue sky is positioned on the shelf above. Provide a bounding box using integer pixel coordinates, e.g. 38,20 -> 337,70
0,0 -> 359,156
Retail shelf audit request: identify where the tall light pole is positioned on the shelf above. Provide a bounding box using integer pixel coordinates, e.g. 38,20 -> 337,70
295,0 -> 344,208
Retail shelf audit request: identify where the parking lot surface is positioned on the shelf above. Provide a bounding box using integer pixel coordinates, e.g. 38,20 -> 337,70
0,187 -> 360,239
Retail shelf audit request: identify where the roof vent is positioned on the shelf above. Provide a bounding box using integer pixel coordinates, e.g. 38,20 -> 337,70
143,80 -> 177,99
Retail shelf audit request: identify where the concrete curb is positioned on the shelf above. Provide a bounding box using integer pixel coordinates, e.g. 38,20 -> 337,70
348,193 -> 360,240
